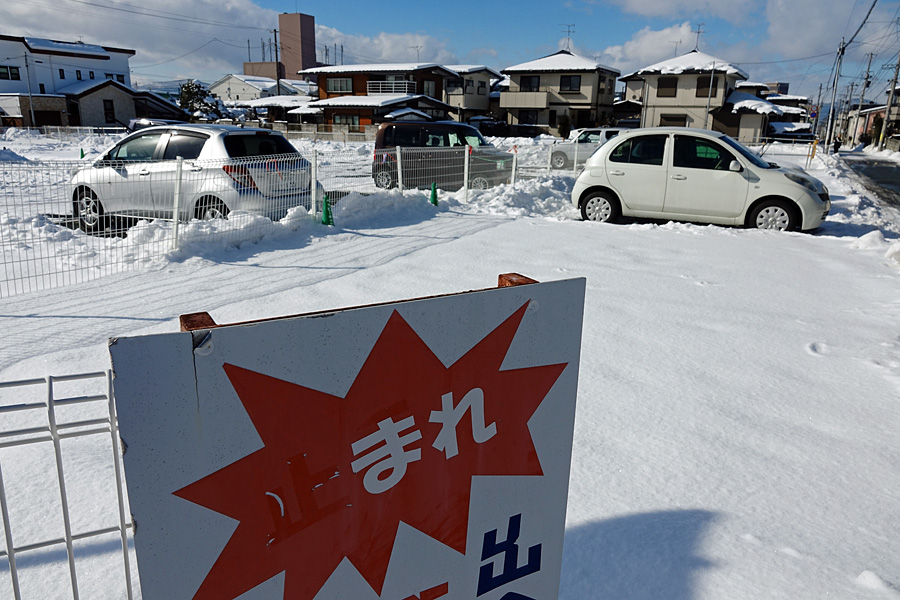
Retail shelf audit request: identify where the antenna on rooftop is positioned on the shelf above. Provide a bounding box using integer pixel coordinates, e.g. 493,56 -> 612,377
670,39 -> 682,57
410,45 -> 423,61
561,24 -> 575,51
692,23 -> 705,51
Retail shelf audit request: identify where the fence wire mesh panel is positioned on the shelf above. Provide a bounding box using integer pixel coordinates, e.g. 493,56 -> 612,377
0,371 -> 136,600
1,138 -> 572,298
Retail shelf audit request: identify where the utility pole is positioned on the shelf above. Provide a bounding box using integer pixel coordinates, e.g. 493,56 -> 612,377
23,54 -> 36,127
853,53 -> 873,144
273,29 -> 281,96
705,61 -> 716,129
825,38 -> 845,148
878,48 -> 900,149
814,83 -> 823,136
842,82 -> 856,141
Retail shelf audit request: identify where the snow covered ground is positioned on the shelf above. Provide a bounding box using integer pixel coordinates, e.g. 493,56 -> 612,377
1,131 -> 900,599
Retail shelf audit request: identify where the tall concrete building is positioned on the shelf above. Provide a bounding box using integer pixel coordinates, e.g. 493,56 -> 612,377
243,12 -> 317,81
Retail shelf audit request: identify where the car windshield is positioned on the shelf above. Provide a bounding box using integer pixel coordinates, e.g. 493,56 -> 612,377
448,128 -> 491,147
223,133 -> 297,157
720,135 -> 773,169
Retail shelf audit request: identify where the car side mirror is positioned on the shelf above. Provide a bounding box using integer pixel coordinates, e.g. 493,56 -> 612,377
729,160 -> 742,172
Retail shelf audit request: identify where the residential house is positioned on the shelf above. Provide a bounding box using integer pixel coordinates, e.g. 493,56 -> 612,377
208,74 -> 311,103
500,49 -> 620,136
298,63 -> 457,129
621,50 -> 785,142
443,65 -> 503,123
0,34 -> 182,127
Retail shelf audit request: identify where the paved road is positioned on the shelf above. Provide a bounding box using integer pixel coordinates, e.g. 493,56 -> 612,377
839,152 -> 900,208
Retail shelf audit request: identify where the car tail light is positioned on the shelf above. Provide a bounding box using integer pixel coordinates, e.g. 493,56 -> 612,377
223,164 -> 258,189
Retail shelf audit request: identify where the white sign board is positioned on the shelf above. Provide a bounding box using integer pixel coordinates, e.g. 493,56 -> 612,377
110,277 -> 585,600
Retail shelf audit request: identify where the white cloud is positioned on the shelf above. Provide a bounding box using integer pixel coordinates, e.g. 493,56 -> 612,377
588,22 -> 696,74
584,0 -> 755,24
315,25 -> 458,65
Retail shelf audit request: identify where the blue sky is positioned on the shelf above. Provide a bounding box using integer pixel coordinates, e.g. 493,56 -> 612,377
6,0 -> 900,99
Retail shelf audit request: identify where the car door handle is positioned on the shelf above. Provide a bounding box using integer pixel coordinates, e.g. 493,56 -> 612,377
671,174 -> 687,180
609,170 -> 624,176
138,169 -> 150,176
188,164 -> 203,172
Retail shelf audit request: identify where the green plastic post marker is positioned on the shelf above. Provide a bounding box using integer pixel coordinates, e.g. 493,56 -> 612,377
321,194 -> 334,226
430,182 -> 438,206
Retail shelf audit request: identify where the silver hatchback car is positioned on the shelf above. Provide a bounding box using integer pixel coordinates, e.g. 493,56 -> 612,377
70,124 -> 323,233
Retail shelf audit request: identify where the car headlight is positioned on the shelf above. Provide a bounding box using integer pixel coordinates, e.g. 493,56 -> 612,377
784,171 -> 819,193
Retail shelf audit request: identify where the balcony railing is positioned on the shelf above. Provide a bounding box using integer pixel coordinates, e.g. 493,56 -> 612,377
367,81 -> 418,95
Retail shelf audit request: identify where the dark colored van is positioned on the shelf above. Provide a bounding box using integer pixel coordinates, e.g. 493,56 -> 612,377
372,121 -> 512,191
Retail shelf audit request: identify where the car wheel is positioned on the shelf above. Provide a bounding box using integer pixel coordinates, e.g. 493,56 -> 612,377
749,200 -> 795,231
581,191 -> 620,223
551,152 -> 568,169
195,197 -> 230,220
374,169 -> 396,189
470,176 -> 490,190
74,187 -> 105,233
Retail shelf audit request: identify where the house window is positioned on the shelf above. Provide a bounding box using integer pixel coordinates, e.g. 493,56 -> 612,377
76,70 -> 82,81
477,81 -> 486,95
447,78 -> 463,95
696,75 -> 718,97
103,99 -> 116,124
519,109 -> 538,124
659,114 -> 688,127
117,74 -> 125,83
89,71 -> 95,79
39,84 -> 46,94
549,110 -> 557,128
657,77 -> 677,98
519,75 -> 540,92
59,69 -> 65,80
423,80 -> 436,98
560,75 -> 581,93
105,73 -> 114,80
326,77 -> 352,93
0,66 -> 21,80
465,79 -> 474,93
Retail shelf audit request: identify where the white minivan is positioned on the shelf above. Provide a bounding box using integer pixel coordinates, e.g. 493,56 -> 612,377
571,127 -> 830,232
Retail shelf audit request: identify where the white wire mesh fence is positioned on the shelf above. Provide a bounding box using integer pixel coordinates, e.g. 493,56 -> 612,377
0,371 -> 135,600
0,140 -> 582,298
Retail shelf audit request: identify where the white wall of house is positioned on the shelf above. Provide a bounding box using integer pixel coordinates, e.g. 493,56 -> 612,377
501,69 -> 619,132
0,38 -> 132,98
209,75 -> 274,102
639,73 -> 737,128
444,71 -> 493,118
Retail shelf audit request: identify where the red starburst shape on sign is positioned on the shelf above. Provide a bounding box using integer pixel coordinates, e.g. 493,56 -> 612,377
174,301 -> 566,600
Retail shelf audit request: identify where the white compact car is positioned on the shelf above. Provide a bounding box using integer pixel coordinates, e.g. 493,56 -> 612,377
571,127 -> 830,232
70,124 -> 324,233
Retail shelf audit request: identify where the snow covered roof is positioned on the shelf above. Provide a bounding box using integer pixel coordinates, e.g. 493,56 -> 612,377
300,63 -> 456,77
769,122 -> 812,133
445,65 -> 503,79
308,94 -> 451,109
226,95 -> 314,108
56,79 -> 134,96
502,50 -> 619,75
724,91 -> 784,115
766,94 -> 810,103
736,81 -> 770,89
287,105 -> 322,115
21,37 -> 134,58
622,50 -> 748,80
385,108 -> 432,120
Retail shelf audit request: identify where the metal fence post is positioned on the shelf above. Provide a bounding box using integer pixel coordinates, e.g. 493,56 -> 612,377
0,463 -> 22,600
463,146 -> 471,204
310,149 -> 319,219
172,156 -> 183,251
511,145 -> 518,186
396,147 -> 404,191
